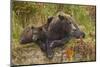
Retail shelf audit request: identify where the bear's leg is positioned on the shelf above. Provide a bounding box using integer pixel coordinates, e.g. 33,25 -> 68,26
36,41 -> 46,52
50,36 -> 71,49
45,40 -> 54,59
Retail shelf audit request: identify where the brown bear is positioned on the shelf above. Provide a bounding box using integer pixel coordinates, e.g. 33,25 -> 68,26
20,12 -> 85,59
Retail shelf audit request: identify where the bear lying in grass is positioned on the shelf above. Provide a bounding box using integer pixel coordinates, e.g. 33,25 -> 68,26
20,12 -> 85,59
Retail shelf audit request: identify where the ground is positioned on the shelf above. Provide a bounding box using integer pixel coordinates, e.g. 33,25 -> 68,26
12,36 -> 96,65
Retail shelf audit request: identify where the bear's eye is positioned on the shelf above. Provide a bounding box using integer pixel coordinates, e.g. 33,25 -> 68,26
69,22 -> 71,24
74,29 -> 77,31
25,28 -> 31,32
26,30 -> 29,32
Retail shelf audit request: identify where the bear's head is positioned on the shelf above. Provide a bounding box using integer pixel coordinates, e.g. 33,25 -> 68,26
48,12 -> 85,39
20,26 -> 33,44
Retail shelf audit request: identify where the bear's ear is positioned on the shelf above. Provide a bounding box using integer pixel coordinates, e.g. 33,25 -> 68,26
47,16 -> 53,24
31,26 -> 35,29
38,27 -> 42,31
58,15 -> 64,20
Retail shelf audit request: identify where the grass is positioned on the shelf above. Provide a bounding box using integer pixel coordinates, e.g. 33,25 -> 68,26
11,2 -> 96,65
